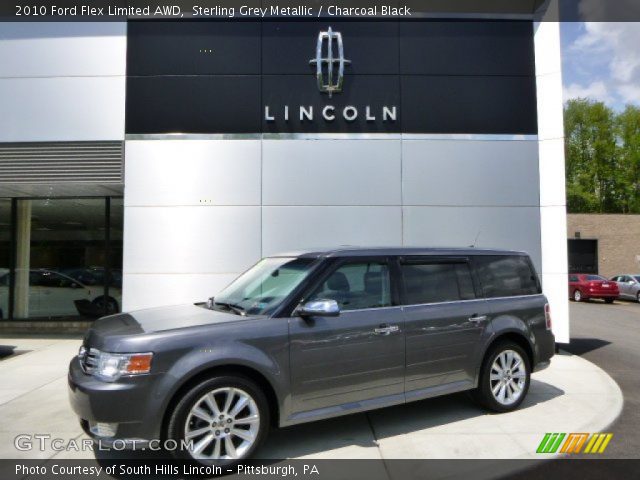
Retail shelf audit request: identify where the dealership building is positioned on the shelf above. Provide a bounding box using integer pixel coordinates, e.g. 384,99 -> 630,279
0,3 -> 570,342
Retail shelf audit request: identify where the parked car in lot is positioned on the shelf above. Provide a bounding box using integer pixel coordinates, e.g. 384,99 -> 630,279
568,274 -> 619,303
69,247 -> 555,466
610,274 -> 640,303
0,269 -> 121,319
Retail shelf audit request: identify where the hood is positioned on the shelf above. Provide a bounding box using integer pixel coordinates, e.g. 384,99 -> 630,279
85,304 -> 244,341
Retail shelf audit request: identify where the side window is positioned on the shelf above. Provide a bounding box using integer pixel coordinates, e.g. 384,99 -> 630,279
569,275 -> 579,282
401,261 -> 476,305
308,262 -> 391,311
474,255 -> 541,298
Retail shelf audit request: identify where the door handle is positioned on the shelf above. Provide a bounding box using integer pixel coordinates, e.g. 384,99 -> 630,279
468,315 -> 488,323
374,324 -> 400,335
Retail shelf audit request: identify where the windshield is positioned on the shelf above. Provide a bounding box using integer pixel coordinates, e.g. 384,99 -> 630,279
213,257 -> 317,316
586,275 -> 606,281
634,276 -> 640,283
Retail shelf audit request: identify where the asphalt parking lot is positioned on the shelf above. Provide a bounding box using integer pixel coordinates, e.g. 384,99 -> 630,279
563,299 -> 640,457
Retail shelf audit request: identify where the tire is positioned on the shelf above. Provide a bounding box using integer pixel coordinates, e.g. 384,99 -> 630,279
91,296 -> 119,315
573,289 -> 583,302
167,375 -> 270,466
604,298 -> 615,304
637,292 -> 640,304
471,341 -> 531,413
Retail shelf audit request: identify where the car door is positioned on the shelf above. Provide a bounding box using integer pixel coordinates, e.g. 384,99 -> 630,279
623,276 -> 636,299
288,257 -> 405,416
400,256 -> 490,399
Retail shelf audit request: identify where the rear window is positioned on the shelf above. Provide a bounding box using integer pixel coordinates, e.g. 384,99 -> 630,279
586,275 -> 606,281
401,261 -> 476,305
474,255 -> 540,298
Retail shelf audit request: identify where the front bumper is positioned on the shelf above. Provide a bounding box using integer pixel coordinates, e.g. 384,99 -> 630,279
68,356 -> 163,442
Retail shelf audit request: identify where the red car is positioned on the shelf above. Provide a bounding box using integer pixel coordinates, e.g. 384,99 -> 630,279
568,274 -> 619,303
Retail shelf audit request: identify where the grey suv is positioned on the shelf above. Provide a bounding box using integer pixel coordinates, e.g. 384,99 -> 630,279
68,247 -> 555,464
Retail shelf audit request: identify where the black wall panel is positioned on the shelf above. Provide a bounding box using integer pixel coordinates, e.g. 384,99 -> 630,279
125,20 -> 539,135
400,21 -> 535,76
401,75 -> 538,134
126,76 -> 261,134
127,21 -> 261,75
262,21 -> 399,74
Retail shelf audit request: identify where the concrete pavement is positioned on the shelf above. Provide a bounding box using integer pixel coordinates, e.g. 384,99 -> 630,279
0,333 -> 623,462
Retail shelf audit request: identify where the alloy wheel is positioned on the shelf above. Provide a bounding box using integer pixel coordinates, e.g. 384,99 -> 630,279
574,290 -> 582,302
184,387 -> 260,461
489,350 -> 527,406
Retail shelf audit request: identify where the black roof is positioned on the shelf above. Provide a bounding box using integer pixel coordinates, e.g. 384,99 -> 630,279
272,246 -> 529,258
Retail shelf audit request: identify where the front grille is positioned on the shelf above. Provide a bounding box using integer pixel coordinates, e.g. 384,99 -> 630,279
79,346 -> 99,374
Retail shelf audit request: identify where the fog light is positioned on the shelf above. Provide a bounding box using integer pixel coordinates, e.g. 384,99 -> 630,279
89,422 -> 117,438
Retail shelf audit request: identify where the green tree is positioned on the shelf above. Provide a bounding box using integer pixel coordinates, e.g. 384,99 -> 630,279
617,105 -> 640,213
564,99 -> 622,213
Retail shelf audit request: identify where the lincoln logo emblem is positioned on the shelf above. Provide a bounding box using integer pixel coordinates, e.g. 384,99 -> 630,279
309,27 -> 351,97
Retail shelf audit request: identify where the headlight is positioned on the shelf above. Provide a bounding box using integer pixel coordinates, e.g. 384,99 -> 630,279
80,347 -> 153,382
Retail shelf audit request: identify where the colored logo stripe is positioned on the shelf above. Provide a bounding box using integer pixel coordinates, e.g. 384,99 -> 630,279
537,433 -> 565,453
560,433 -> 589,453
537,433 -> 613,454
584,433 -> 613,454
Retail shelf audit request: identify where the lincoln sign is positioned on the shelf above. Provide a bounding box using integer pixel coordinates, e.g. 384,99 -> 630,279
265,27 -> 397,125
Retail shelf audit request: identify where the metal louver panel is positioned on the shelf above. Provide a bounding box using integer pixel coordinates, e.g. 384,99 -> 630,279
0,142 -> 123,184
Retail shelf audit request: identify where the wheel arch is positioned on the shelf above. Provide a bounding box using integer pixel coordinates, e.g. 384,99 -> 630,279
160,363 -> 280,439
481,331 -> 534,375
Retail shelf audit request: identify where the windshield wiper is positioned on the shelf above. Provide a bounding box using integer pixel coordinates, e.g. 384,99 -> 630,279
214,301 -> 247,316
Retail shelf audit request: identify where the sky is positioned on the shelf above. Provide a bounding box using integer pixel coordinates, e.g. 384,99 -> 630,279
561,22 -> 640,110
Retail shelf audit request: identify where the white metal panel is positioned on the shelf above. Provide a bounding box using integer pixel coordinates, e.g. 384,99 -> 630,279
122,273 -> 238,312
123,206 -> 261,274
402,140 -> 540,206
539,206 -> 568,275
535,18 -> 570,342
403,206 -> 543,273
124,140 -> 261,206
540,272 -> 570,343
262,206 -> 402,256
262,139 -> 401,206
0,77 -> 125,142
538,138 -> 566,207
0,22 -> 126,77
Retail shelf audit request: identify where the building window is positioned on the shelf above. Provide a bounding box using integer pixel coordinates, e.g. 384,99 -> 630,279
2,197 -> 122,321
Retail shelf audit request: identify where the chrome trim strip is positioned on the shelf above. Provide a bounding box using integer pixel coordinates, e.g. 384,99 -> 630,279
263,133 -> 402,140
401,134 -> 538,141
125,134 -> 262,141
126,133 -> 537,141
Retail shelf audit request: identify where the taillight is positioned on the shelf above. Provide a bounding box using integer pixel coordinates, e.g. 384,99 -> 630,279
544,303 -> 552,330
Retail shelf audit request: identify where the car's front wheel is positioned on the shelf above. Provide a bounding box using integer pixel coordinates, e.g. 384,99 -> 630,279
472,341 -> 531,412
167,375 -> 269,466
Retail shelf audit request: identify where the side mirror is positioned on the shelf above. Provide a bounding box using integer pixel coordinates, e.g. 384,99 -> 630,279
298,299 -> 340,317
629,281 -> 636,285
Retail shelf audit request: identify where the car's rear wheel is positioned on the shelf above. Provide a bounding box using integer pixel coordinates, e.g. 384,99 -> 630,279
573,289 -> 583,302
472,341 -> 530,412
91,296 -> 119,315
604,298 -> 615,304
167,375 -> 269,466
